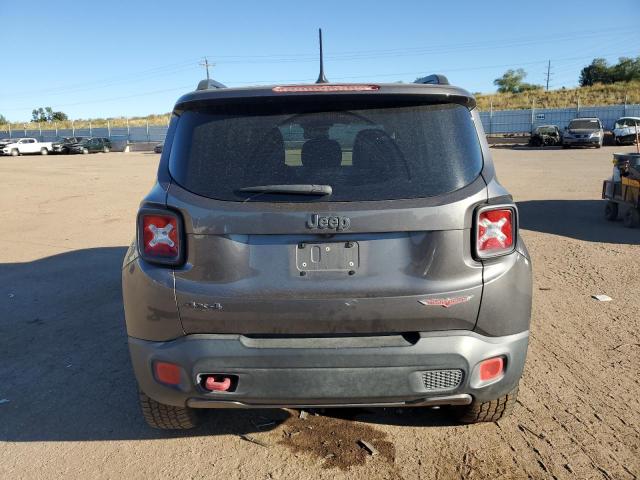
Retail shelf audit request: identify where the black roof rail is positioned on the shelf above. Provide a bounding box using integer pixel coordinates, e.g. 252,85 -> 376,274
414,74 -> 450,85
196,79 -> 227,91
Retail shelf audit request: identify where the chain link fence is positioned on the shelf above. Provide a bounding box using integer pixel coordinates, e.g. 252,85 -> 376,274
479,103 -> 640,135
2,103 -> 640,144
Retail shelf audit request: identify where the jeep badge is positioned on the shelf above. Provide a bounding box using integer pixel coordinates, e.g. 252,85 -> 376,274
306,214 -> 351,231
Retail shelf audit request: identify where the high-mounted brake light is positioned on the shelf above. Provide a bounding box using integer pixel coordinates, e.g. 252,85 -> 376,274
137,208 -> 184,266
272,84 -> 380,93
474,206 -> 516,259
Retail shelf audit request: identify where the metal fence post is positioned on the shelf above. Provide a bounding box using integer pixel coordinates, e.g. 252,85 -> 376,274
72,120 -> 75,137
489,98 -> 493,135
8,123 -> 11,138
126,117 -> 130,142
89,121 -> 92,137
24,124 -> 27,137
146,121 -> 150,142
55,122 -> 58,138
107,120 -> 111,139
624,95 -> 628,116
530,99 -> 535,132
577,96 -> 580,117
39,123 -> 42,141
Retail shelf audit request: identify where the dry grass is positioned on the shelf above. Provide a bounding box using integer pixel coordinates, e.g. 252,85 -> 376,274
0,114 -> 171,132
2,82 -> 639,132
476,81 -> 640,111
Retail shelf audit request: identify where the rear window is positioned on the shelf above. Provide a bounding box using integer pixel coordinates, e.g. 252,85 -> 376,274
169,99 -> 483,202
569,119 -> 601,130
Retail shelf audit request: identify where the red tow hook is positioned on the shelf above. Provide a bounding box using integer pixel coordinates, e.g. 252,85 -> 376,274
204,375 -> 233,392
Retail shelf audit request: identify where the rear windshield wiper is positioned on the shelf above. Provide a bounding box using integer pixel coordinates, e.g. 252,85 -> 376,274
237,184 -> 332,195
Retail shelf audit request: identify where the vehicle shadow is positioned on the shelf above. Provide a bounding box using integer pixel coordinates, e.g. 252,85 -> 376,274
0,247 -> 290,442
517,199 -> 639,244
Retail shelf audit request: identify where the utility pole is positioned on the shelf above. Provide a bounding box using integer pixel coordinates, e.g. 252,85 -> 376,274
199,57 -> 213,81
545,60 -> 552,91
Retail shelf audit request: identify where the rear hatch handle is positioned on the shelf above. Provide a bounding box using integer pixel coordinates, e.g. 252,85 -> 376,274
237,184 -> 332,195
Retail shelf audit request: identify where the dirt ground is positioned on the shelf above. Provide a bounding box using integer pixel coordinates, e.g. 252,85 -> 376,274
1,147 -> 639,480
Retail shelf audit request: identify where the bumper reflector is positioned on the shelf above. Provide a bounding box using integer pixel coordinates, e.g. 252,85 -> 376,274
479,357 -> 504,382
154,361 -> 181,385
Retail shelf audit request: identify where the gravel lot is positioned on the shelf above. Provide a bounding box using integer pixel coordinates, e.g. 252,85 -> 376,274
1,147 -> 639,480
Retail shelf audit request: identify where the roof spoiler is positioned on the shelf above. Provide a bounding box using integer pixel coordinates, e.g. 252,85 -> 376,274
196,79 -> 227,90
414,74 -> 450,85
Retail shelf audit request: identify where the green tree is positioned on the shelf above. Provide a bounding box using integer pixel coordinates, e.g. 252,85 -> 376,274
31,107 -> 68,122
611,57 -> 640,83
579,58 -> 611,86
51,111 -> 68,121
579,56 -> 640,86
0,114 -> 7,125
493,69 -> 542,93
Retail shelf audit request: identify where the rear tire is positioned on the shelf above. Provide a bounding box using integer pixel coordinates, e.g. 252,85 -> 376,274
604,202 -> 618,221
454,386 -> 519,423
40,148 -> 48,155
623,208 -> 640,229
139,391 -> 202,430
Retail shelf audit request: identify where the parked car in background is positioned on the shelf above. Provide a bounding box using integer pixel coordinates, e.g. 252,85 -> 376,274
612,117 -> 640,145
1,138 -> 53,156
529,125 -> 561,147
561,118 -> 604,148
154,143 -> 163,153
52,136 -> 87,154
0,138 -> 16,149
68,137 -> 112,154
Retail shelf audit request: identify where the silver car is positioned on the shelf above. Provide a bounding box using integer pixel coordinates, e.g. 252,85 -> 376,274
561,117 -> 604,148
613,117 -> 640,145
122,76 -> 532,429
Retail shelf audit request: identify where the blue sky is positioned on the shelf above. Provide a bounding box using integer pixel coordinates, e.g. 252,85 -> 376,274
1,0 -> 638,121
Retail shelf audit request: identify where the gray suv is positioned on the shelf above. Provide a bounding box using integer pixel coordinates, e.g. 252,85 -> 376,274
122,77 -> 532,429
561,117 -> 604,148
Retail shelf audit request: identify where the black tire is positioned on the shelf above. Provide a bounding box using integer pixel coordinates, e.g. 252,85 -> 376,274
10,148 -> 19,156
454,386 -> 519,424
562,144 -> 569,149
139,391 -> 202,430
82,148 -> 89,154
623,208 -> 640,229
40,148 -> 48,155
103,146 -> 110,153
604,202 -> 618,221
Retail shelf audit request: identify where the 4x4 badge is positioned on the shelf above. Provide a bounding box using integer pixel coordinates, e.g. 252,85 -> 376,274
306,213 -> 351,231
418,295 -> 474,308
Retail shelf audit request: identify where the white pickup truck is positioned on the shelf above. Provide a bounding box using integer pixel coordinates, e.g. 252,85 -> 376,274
2,138 -> 53,156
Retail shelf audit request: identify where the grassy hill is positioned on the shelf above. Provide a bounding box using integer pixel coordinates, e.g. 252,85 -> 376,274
475,81 -> 640,111
2,81 -> 640,132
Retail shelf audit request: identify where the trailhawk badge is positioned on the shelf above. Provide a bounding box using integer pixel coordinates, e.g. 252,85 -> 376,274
418,295 -> 474,308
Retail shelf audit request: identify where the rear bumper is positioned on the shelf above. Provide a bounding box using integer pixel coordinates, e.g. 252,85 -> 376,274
129,330 -> 529,408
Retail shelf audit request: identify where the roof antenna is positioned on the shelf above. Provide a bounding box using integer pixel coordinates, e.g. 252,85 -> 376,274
316,28 -> 328,84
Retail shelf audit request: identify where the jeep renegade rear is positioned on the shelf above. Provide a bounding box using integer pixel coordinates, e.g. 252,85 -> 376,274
122,78 -> 532,429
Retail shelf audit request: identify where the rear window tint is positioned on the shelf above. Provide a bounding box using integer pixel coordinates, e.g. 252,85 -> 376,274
169,100 -> 483,202
568,119 -> 600,129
